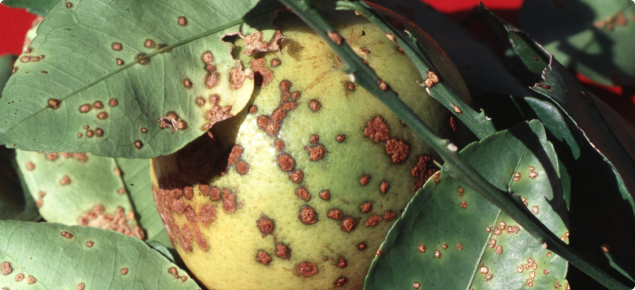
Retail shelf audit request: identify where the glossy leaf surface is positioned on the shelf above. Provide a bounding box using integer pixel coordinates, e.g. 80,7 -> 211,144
365,120 -> 569,290
0,0 -> 286,158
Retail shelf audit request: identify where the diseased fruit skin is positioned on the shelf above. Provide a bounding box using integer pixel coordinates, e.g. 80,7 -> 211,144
151,8 -> 472,290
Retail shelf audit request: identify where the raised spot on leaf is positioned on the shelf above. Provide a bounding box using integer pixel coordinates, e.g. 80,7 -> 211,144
109,98 -> 118,107
424,71 -> 439,88
495,245 -> 503,254
1,262 -> 12,275
15,273 -> 24,281
116,58 -> 124,66
452,104 -> 462,114
413,281 -> 421,289
531,206 -> 539,215
144,39 -> 156,49
136,53 -> 150,65
112,43 -> 122,51
357,242 -> 367,250
20,56 -> 31,63
66,2 -> 72,8
26,276 -> 36,284
177,17 -> 187,26
121,268 -> 128,275
79,104 -> 91,113
297,262 -> 318,277
86,130 -> 94,137
434,250 -> 441,258
134,141 -> 143,149
48,99 -> 61,109
77,283 -> 85,290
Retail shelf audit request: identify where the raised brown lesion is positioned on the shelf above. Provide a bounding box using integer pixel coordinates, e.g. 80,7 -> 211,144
364,116 -> 390,143
411,155 -> 437,191
78,205 -> 145,239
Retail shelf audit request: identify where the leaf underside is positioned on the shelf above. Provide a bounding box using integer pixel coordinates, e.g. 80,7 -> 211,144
365,120 -> 569,290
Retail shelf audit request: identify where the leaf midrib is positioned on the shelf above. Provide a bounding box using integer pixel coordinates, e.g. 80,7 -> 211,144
1,6 -> 275,138
465,146 -> 527,290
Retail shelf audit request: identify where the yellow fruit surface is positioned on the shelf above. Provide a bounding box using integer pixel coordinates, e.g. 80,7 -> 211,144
151,9 -> 471,290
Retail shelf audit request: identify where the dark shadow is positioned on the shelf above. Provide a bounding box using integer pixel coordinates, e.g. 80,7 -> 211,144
521,0 -> 635,86
0,147 -> 38,220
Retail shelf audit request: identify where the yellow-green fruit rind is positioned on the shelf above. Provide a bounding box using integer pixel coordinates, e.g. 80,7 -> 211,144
151,10 -> 471,290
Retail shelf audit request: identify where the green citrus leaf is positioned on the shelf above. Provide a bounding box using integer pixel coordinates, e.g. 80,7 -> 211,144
0,55 -> 40,222
365,120 -> 569,290
0,221 -> 200,289
2,0 -> 60,16
520,0 -> 635,86
15,150 -> 145,238
0,0 -> 286,158
115,157 -> 172,248
485,7 -> 635,283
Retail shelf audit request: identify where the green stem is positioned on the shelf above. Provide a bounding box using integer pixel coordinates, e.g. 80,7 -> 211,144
277,0 -> 631,289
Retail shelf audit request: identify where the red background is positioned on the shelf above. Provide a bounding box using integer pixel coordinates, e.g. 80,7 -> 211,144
1,0 -> 634,123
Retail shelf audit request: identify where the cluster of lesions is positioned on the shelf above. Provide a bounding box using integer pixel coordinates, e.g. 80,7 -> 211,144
152,135 -> 251,252
362,115 -> 438,191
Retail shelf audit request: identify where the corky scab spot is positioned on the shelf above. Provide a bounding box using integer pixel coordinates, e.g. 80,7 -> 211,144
256,215 -> 275,237
1,262 -> 12,275
334,277 -> 348,287
411,156 -> 436,191
305,144 -> 326,161
365,215 -> 382,227
222,189 -> 237,213
276,243 -> 291,259
78,205 -> 145,239
384,210 -> 396,221
199,204 -> 216,226
289,170 -> 303,184
299,206 -> 317,225
309,99 -> 321,112
380,181 -> 390,194
364,116 -> 389,142
328,209 -> 342,220
295,187 -> 311,201
241,30 -> 284,55
359,202 -> 372,213
250,58 -> 274,87
341,217 -> 358,232
277,154 -> 295,172
385,139 -> 410,163
296,262 -> 318,277
359,175 -> 371,186
256,250 -> 272,265
319,190 -> 331,200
